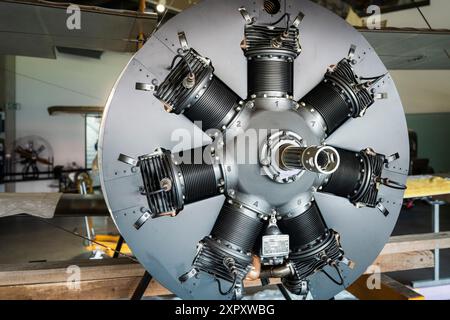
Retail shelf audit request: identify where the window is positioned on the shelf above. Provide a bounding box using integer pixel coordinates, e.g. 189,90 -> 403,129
85,115 -> 102,169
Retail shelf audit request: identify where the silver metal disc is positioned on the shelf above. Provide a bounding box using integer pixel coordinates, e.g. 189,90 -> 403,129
99,0 -> 409,299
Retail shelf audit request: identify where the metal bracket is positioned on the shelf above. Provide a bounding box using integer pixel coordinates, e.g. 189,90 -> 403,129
341,256 -> 356,269
234,283 -> 243,300
178,31 -> 190,52
385,152 -> 400,164
348,44 -> 357,61
118,153 -> 139,166
179,268 -> 198,283
134,210 -> 152,230
292,11 -> 305,28
135,82 -> 155,92
299,280 -> 309,296
376,201 -> 389,217
238,7 -> 253,24
375,92 -> 388,99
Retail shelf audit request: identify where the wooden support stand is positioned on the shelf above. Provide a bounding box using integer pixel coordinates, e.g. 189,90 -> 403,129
0,259 -> 280,300
347,274 -> 424,300
381,232 -> 450,255
1,231 -> 448,300
348,231 -> 450,300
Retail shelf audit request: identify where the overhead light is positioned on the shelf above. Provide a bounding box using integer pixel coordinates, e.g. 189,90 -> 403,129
156,3 -> 165,13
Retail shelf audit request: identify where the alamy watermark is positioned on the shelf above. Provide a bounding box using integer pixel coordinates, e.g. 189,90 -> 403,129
169,121 -> 282,166
66,265 -> 81,290
66,4 -> 81,30
365,265 -> 381,290
366,5 -> 382,30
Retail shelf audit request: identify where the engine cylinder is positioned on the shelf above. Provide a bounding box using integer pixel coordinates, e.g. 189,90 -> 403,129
180,200 -> 264,294
301,80 -> 351,134
247,56 -> 293,96
243,24 -> 301,97
321,148 -> 364,198
138,148 -> 223,217
300,58 -> 374,135
211,201 -> 264,252
278,202 -> 343,294
154,49 -> 242,131
321,148 -> 385,208
183,76 -> 241,130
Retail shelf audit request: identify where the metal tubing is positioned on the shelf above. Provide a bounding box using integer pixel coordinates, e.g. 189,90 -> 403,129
433,202 -> 440,281
413,198 -> 449,288
259,264 -> 293,279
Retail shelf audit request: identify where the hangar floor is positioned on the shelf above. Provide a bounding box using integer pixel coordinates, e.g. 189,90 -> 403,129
0,201 -> 449,297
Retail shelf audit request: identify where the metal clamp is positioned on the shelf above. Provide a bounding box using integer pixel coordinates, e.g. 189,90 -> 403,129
178,31 -> 190,52
179,268 -> 198,283
348,44 -> 357,61
385,152 -> 400,164
134,210 -> 152,230
238,7 -> 253,24
375,92 -> 388,99
292,11 -> 305,28
135,82 -> 155,92
118,153 -> 139,166
377,177 -> 407,190
340,256 -> 356,269
376,201 -> 389,217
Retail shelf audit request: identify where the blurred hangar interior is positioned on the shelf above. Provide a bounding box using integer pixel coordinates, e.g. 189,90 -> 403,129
0,0 -> 449,300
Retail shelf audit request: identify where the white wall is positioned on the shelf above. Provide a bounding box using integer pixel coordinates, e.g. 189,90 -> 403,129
9,1 -> 450,192
390,70 -> 450,114
382,0 -> 450,29
14,51 -> 131,192
379,0 -> 450,114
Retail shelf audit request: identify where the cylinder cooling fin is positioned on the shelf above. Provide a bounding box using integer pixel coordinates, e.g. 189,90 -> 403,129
119,146 -> 224,226
278,202 -> 344,294
319,147 -> 405,216
242,17 -> 302,97
154,48 -> 243,131
180,200 -> 265,297
100,0 -> 409,300
300,55 -> 384,136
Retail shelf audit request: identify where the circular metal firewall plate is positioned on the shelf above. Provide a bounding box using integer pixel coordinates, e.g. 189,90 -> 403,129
99,0 -> 409,300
